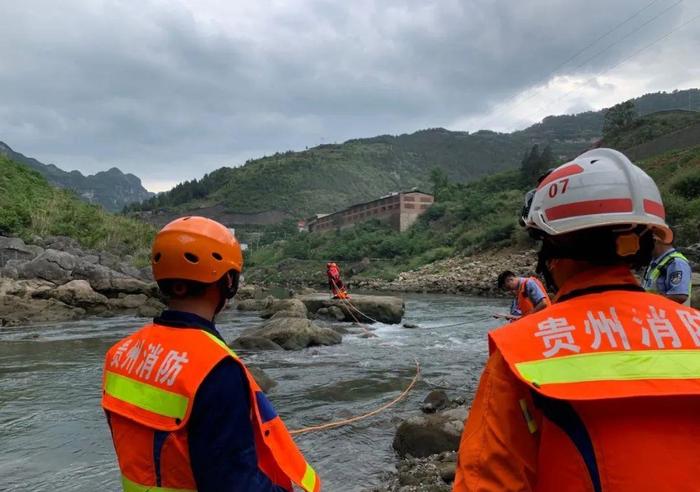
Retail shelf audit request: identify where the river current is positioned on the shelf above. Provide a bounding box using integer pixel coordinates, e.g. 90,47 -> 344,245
0,293 -> 508,491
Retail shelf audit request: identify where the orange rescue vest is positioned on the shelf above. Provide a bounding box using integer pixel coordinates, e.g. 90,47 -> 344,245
489,267 -> 700,491
102,323 -> 320,492
516,276 -> 551,316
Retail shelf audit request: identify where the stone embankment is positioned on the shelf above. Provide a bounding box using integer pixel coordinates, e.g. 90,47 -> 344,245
354,249 -> 539,296
0,235 -> 164,326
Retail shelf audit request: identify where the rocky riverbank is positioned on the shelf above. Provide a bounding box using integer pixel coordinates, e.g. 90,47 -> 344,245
0,235 -> 164,326
367,390 -> 468,492
354,249 -> 539,296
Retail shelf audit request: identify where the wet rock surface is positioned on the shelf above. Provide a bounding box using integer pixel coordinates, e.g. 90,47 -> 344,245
238,317 -> 342,350
229,335 -> 284,351
297,293 -> 405,324
368,452 -> 457,492
393,406 -> 467,458
261,298 -> 308,319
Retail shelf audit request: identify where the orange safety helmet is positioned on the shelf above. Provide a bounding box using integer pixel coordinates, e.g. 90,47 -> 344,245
152,216 -> 243,284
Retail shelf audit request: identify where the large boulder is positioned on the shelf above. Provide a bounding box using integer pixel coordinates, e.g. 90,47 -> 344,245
297,293 -> 404,324
261,299 -> 308,319
236,285 -> 266,300
0,236 -> 42,267
421,390 -> 449,414
230,336 -> 284,351
236,296 -> 274,312
242,317 -> 342,350
0,294 -> 85,327
15,249 -> 77,284
46,280 -> 109,309
393,406 -> 467,458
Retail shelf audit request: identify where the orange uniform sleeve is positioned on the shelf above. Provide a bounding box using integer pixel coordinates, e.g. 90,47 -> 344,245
453,350 -> 541,492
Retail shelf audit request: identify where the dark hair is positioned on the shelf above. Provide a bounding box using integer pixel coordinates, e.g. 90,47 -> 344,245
497,270 -> 516,289
157,279 -> 208,299
157,270 -> 240,300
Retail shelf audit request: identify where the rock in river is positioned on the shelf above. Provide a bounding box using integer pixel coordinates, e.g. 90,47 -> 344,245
230,336 -> 284,351
247,366 -> 278,393
260,299 -> 308,319
297,293 -> 404,324
393,406 -> 467,458
241,317 -> 342,350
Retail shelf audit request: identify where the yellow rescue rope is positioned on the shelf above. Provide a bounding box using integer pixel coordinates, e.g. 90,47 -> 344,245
289,358 -> 421,435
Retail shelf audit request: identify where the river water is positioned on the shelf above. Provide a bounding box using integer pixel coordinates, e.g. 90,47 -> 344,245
0,293 -> 507,491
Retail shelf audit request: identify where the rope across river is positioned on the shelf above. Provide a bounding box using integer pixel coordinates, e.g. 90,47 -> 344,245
288,280 -> 421,434
290,358 -> 421,435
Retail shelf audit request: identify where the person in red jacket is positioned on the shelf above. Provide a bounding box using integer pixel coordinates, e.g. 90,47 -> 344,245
454,148 -> 700,492
327,262 -> 349,299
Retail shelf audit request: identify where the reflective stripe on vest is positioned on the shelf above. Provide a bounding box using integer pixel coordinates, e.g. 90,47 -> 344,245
490,285 -> 700,401
103,324 -> 320,492
645,251 -> 691,305
516,349 -> 700,386
122,475 -> 195,492
104,371 -> 189,420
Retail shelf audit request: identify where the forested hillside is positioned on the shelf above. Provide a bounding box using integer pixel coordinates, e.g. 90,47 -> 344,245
0,156 -> 154,260
130,89 -> 699,221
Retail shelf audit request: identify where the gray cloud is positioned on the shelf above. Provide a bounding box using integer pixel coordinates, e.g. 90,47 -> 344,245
0,0 -> 697,190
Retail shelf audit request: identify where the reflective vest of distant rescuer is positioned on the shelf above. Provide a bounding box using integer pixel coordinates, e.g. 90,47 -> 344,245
642,249 -> 692,306
513,276 -> 551,317
102,323 -> 320,492
453,266 -> 700,491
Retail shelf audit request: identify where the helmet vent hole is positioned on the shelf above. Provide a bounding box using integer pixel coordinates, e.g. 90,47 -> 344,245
212,252 -> 223,261
184,252 -> 199,264
153,252 -> 162,263
590,159 -> 599,164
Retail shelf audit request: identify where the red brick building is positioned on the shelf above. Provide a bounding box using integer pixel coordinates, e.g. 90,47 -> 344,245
307,190 -> 434,233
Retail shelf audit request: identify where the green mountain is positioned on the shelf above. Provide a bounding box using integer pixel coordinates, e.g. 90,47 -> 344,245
130,89 -> 699,223
0,142 -> 153,212
0,156 -> 155,261
245,111 -> 700,285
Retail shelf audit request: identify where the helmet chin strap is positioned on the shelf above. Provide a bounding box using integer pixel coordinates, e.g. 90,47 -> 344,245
536,248 -> 558,293
214,270 -> 240,315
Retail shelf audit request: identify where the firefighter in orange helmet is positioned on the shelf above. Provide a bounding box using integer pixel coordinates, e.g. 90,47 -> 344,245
454,149 -> 700,491
102,216 -> 320,492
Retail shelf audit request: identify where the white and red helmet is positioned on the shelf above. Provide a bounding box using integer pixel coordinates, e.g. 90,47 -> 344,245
524,148 -> 672,242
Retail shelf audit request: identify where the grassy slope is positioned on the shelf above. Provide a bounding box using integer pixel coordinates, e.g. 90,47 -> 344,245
0,156 -> 155,263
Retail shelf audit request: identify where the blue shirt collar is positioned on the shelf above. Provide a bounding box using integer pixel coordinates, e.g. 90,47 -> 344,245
154,310 -> 224,341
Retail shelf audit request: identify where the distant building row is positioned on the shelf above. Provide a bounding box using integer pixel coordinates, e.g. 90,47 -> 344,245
305,190 -> 434,233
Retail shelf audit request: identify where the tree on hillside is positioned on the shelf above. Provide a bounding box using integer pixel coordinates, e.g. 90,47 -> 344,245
429,168 -> 449,201
603,100 -> 638,138
520,144 -> 556,185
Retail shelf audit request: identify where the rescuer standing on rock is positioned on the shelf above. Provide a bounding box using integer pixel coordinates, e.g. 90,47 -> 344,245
495,270 -> 551,320
102,216 -> 320,492
327,261 -> 349,299
454,149 -> 700,492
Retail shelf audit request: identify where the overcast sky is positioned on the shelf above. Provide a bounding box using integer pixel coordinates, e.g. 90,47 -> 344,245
1,0 -> 699,191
